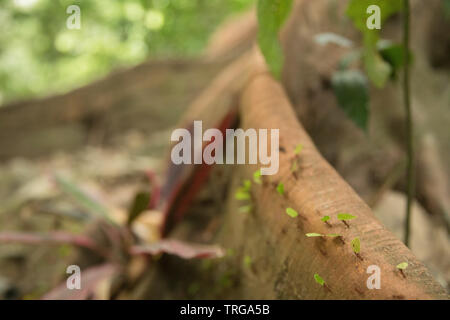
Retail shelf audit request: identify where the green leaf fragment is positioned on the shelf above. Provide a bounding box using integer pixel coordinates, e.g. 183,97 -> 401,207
306,233 -> 323,237
226,248 -> 235,257
235,190 -> 250,200
332,69 -> 369,130
364,49 -> 392,88
314,273 -> 325,286
326,234 -> 341,238
337,213 -> 356,221
242,179 -> 252,192
239,205 -> 253,213
286,207 -> 298,218
294,144 -> 303,155
445,0 -> 450,19
321,216 -> 330,222
243,255 -> 252,268
291,159 -> 299,173
396,262 -> 408,270
378,41 -> 411,78
276,182 -> 285,195
351,237 -> 361,254
128,191 -> 151,225
253,169 -> 262,184
257,0 -> 294,79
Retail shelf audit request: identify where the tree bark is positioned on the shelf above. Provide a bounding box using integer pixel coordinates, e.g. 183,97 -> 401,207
218,69 -> 447,299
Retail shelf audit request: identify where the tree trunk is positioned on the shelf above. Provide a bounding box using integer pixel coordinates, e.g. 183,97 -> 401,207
132,49 -> 447,299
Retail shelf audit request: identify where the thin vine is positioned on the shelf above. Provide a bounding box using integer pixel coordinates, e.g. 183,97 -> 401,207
403,0 -> 414,247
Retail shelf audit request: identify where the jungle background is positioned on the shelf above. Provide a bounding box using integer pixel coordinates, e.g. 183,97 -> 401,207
0,0 -> 448,299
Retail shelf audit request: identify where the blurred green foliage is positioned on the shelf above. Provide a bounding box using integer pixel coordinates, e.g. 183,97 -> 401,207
0,0 -> 255,104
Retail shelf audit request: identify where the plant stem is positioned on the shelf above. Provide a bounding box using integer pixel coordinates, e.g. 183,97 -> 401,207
403,0 -> 414,247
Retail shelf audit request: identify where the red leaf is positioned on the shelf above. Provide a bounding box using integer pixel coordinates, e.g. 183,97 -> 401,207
42,263 -> 118,300
130,239 -> 225,259
160,108 -> 238,236
0,231 -> 108,258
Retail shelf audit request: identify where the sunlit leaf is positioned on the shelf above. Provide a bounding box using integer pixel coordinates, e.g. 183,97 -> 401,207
314,273 -> 325,286
235,190 -> 250,200
396,262 -> 408,270
257,0 -> 294,79
306,233 -> 323,237
321,216 -> 330,222
276,182 -> 285,195
351,237 -> 361,254
294,144 -> 303,155
364,49 -> 392,88
286,207 -> 298,218
337,213 -> 356,221
253,169 -> 262,184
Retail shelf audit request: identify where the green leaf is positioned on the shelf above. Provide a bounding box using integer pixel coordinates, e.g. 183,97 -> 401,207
306,233 -> 323,237
346,0 -> 403,37
332,69 -> 369,130
294,144 -> 303,155
242,179 -> 252,192
239,205 -> 253,213
276,182 -> 285,195
337,213 -> 356,221
378,41 -> 411,78
346,0 -> 402,88
55,175 -> 114,225
127,191 -> 151,225
286,207 -> 298,218
445,0 -> 450,19
364,49 -> 392,88
314,273 -> 325,286
253,169 -> 262,184
291,159 -> 299,173
243,255 -> 252,268
326,234 -> 341,237
235,190 -> 250,200
226,248 -> 235,257
396,262 -> 408,270
321,216 -> 330,222
257,0 -> 294,79
351,237 -> 361,254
